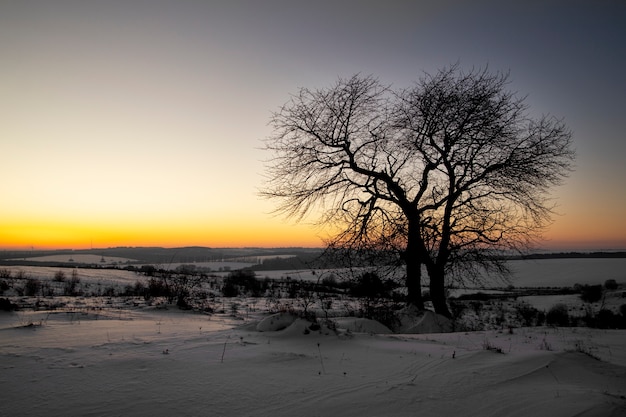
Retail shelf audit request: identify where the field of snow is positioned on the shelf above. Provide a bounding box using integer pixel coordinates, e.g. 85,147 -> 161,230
1,306 -> 625,417
2,265 -> 141,286
253,258 -> 626,288
4,256 -> 625,288
8,254 -> 137,265
1,259 -> 625,416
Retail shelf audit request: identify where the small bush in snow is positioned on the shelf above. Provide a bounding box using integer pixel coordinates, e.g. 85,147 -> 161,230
579,284 -> 603,303
513,301 -> 541,327
546,303 -> 570,327
53,270 -> 66,282
24,278 -> 42,296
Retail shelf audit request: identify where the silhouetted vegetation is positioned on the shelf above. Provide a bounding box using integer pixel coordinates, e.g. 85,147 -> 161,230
578,284 -> 603,303
222,270 -> 266,297
546,304 -> 570,327
0,247 -> 623,332
0,297 -> 18,311
262,65 -> 575,317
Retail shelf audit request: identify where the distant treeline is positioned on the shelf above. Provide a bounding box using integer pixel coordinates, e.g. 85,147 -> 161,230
0,246 -> 323,266
2,247 -> 624,268
519,252 -> 626,260
245,253 -> 323,271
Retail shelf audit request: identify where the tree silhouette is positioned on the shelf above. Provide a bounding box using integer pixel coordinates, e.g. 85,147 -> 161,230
262,65 -> 574,317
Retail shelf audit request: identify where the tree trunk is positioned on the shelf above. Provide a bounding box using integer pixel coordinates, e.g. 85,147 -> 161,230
405,253 -> 424,310
404,216 -> 424,310
428,265 -> 451,318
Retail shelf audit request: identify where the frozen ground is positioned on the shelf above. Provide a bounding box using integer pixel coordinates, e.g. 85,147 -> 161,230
1,306 -> 625,417
1,264 -> 625,416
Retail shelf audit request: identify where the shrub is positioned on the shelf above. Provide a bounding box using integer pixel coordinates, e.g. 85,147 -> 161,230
579,285 -> 603,303
53,270 -> 66,282
139,265 -> 157,276
221,280 -> 240,297
102,286 -> 116,297
132,281 -> 146,297
146,277 -> 171,299
595,309 -> 618,329
604,279 -> 618,290
0,297 -> 18,311
546,303 -> 570,327
536,311 -> 546,326
448,300 -> 467,322
0,279 -> 10,295
358,302 -> 401,330
63,275 -> 81,296
320,274 -> 338,288
24,278 -> 42,296
514,301 -> 541,327
223,270 -> 263,297
349,272 -> 390,299
175,264 -> 197,275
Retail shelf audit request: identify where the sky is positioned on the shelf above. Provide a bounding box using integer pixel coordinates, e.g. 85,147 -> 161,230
1,0 -> 625,251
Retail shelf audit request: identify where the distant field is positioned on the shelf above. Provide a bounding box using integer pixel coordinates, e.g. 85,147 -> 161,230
7,254 -> 137,264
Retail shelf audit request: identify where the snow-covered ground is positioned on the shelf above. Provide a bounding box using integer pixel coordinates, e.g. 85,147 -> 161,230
1,307 -> 624,417
1,262 -> 625,416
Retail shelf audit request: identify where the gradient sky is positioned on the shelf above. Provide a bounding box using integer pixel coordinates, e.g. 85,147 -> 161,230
1,0 -> 625,250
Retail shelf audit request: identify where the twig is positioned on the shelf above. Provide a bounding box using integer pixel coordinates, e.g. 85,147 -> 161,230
221,336 -> 230,363
317,342 -> 326,374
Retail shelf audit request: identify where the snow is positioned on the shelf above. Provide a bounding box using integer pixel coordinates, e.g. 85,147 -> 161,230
8,254 -> 136,265
1,306 -> 625,417
1,262 -> 625,415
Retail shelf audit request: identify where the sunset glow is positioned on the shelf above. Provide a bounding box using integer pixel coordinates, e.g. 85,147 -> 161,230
0,215 -> 324,250
1,1 -> 625,251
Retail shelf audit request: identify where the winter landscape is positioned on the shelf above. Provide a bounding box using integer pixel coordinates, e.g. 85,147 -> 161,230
3,2 -> 626,416
1,249 -> 625,416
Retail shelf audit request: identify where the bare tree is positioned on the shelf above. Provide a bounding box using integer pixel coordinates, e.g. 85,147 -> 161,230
262,65 -> 574,317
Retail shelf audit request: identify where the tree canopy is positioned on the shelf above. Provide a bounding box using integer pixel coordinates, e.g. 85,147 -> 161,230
262,65 -> 574,317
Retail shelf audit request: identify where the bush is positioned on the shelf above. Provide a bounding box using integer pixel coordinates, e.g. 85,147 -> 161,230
0,298 -> 18,311
140,265 -> 157,276
223,270 -> 262,297
595,309 -> 619,329
63,275 -> 81,296
24,278 -> 42,296
0,279 -> 10,295
579,285 -> 603,303
53,270 -> 66,282
604,279 -> 618,290
514,301 -> 541,327
360,302 -> 401,330
175,264 -> 197,275
536,311 -> 546,326
546,303 -> 570,327
221,280 -> 240,297
146,277 -> 171,299
349,272 -> 391,299
320,274 -> 339,288
448,300 -> 467,322
132,281 -> 146,297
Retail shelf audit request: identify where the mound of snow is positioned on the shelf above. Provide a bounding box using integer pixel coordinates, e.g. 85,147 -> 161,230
280,318 -> 324,336
331,317 -> 392,334
396,308 -> 452,334
256,312 -> 297,332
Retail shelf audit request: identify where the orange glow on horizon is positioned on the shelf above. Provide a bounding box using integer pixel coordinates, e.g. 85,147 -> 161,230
2,221 -> 624,252
0,217 -> 326,250
541,211 -> 626,251
1,200 -> 624,252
